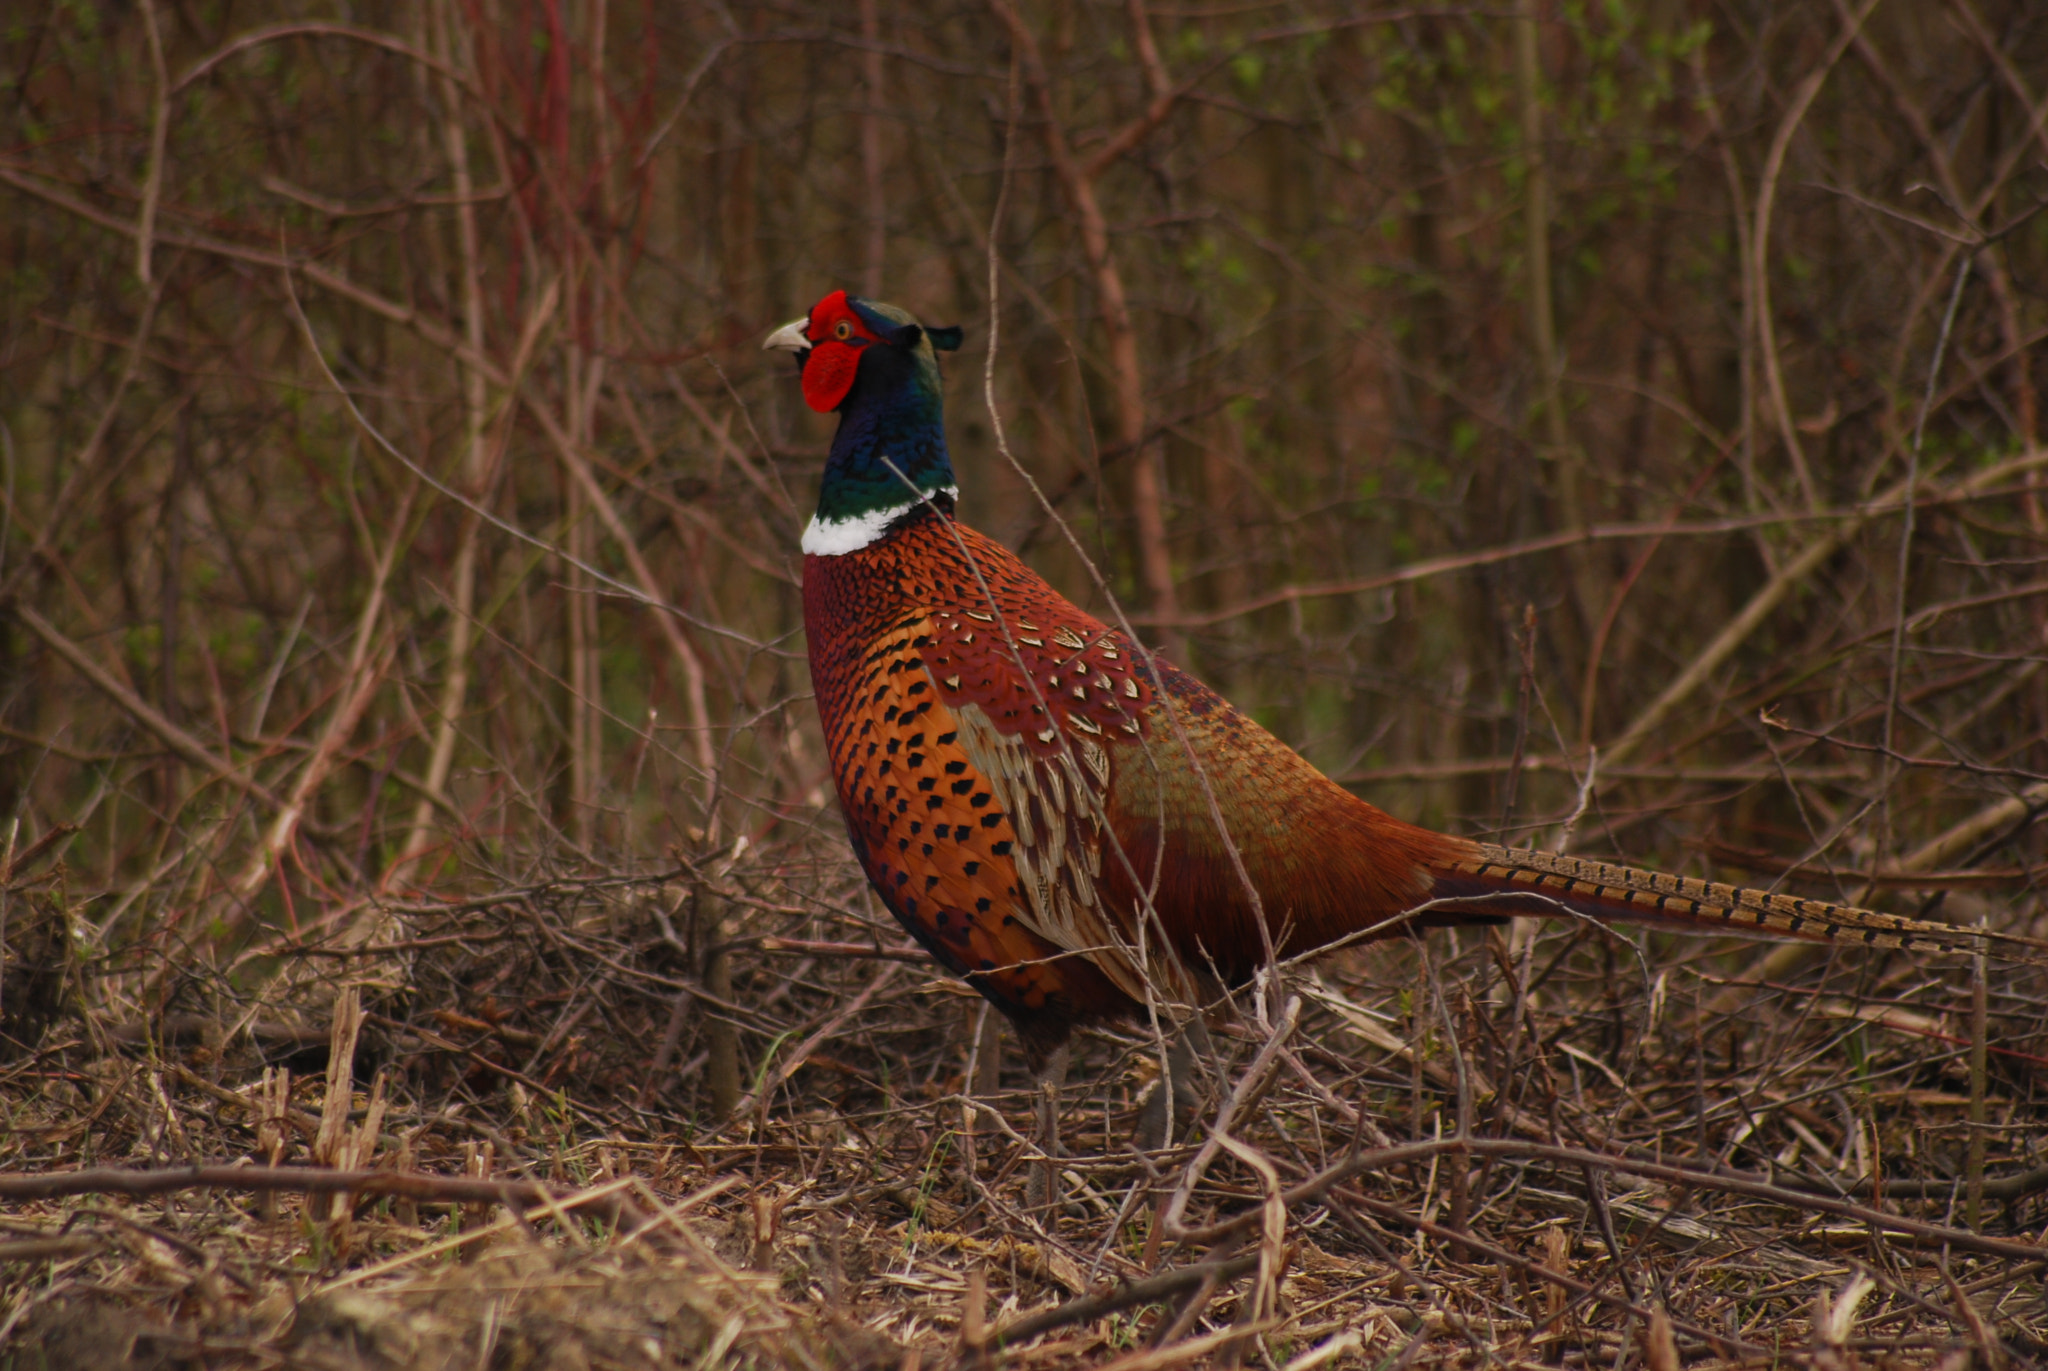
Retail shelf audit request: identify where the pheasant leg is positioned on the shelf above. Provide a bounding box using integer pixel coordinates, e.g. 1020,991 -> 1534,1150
1027,1044 -> 1069,1216
1133,1019 -> 1215,1150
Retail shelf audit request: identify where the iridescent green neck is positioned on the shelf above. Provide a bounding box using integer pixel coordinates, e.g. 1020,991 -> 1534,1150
803,332 -> 956,556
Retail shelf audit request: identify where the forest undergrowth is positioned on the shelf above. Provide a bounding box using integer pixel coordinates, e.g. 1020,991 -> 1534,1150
5,1 -> 2048,1365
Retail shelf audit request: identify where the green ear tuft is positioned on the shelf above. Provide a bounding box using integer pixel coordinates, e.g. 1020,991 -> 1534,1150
927,325 -> 964,352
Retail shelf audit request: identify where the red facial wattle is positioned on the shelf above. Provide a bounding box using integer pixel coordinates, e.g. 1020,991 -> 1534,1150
797,289 -> 878,413
801,340 -> 861,412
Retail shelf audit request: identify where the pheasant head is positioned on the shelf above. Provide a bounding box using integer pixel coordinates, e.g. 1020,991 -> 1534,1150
764,290 -> 964,556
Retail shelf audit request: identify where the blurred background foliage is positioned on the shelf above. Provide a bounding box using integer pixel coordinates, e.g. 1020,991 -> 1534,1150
3,0 -> 2046,976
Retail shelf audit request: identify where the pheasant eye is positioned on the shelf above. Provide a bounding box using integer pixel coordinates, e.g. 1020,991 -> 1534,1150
832,320 -> 854,341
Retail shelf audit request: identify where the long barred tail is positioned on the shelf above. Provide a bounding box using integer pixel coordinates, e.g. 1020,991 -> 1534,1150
1428,843 -> 2045,962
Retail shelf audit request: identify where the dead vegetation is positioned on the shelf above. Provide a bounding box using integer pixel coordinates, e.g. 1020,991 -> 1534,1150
3,840 -> 2047,1367
6,0 -> 2048,1366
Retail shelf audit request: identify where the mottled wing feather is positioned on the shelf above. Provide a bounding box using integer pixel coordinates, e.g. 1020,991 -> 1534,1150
805,606 -> 1130,1028
918,594 -> 1192,1008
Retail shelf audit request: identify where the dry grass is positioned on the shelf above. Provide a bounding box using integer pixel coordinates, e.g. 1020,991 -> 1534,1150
4,833 -> 2046,1368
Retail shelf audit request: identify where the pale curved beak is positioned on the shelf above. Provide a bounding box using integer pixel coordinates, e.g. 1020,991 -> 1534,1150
762,316 -> 811,352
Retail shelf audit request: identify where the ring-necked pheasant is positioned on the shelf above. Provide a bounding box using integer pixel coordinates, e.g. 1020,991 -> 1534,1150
767,289 -> 2036,1078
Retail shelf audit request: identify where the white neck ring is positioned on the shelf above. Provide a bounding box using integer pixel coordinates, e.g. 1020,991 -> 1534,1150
801,485 -> 955,556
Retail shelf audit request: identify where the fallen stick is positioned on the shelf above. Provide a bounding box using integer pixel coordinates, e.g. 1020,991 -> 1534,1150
728,962 -> 902,1120
0,1164 -> 653,1233
1336,1186 -> 1767,1356
0,1236 -> 101,1264
988,1251 -> 1260,1350
1172,1137 -> 2048,1263
754,936 -> 927,962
